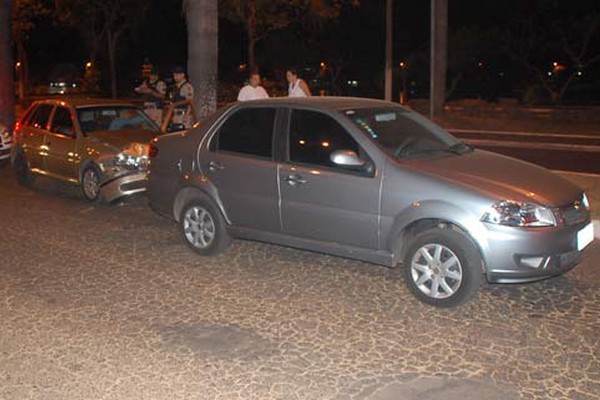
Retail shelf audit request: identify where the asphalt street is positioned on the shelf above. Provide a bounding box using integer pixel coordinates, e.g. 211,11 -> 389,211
0,163 -> 599,400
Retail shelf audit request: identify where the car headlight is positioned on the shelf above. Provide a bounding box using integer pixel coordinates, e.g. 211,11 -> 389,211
481,200 -> 556,227
0,128 -> 10,142
115,153 -> 148,170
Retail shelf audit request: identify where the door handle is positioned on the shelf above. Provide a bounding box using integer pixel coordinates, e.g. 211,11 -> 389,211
283,174 -> 307,186
208,161 -> 224,171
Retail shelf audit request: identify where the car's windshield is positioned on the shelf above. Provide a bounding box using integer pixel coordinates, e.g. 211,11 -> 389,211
345,107 -> 470,158
76,106 -> 160,134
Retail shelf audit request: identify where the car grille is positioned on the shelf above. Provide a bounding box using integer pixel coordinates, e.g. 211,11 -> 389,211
555,200 -> 589,226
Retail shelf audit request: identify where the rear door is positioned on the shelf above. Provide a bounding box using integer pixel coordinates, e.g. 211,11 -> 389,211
45,106 -> 79,182
21,103 -> 54,172
199,106 -> 281,232
279,108 -> 381,249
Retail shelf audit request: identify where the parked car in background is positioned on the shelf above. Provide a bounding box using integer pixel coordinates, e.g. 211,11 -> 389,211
147,97 -> 593,307
0,122 -> 11,163
11,98 -> 193,203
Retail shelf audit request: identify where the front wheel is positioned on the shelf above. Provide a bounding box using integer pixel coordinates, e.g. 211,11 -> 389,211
403,228 -> 482,307
180,198 -> 231,255
81,164 -> 103,202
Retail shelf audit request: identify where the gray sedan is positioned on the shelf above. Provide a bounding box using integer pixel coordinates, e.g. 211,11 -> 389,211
147,97 -> 593,307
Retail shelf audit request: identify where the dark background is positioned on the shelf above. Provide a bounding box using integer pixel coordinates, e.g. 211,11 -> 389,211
23,0 -> 600,102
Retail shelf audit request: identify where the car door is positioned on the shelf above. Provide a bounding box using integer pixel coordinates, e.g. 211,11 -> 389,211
279,108 -> 381,249
45,106 -> 79,182
199,106 -> 280,232
22,103 -> 54,172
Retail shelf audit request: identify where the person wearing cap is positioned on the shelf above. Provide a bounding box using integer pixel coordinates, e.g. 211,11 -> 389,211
171,66 -> 195,128
135,66 -> 166,125
135,66 -> 167,102
172,66 -> 194,102
237,68 -> 269,101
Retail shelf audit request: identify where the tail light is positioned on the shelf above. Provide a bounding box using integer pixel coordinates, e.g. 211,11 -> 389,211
148,142 -> 159,158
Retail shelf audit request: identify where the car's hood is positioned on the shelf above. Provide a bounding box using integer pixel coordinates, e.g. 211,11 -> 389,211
87,129 -> 158,150
409,149 -> 582,207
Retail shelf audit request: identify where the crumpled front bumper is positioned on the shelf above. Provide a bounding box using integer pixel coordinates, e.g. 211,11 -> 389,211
0,134 -> 11,161
99,170 -> 147,202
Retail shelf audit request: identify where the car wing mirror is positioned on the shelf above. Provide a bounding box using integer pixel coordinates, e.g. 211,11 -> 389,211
330,149 -> 365,167
330,149 -> 374,175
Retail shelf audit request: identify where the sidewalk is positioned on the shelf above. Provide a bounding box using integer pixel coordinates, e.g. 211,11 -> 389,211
415,100 -> 600,238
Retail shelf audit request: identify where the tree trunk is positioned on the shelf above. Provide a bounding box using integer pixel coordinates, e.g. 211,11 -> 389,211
107,30 -> 118,98
245,0 -> 257,68
430,0 -> 448,118
16,38 -> 28,100
0,0 -> 15,130
185,0 -> 218,119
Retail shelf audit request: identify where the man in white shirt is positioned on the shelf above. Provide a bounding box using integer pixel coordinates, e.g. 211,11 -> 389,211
237,69 -> 269,101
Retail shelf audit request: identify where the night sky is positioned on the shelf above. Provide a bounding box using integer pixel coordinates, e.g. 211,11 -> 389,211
23,0 -> 600,98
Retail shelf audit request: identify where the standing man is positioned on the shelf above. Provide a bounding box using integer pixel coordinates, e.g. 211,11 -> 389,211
237,69 -> 269,101
135,66 -> 167,102
135,66 -> 166,126
171,66 -> 195,127
172,66 -> 194,102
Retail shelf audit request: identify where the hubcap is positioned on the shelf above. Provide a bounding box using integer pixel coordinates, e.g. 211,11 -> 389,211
83,169 -> 99,199
183,206 -> 216,249
410,243 -> 463,299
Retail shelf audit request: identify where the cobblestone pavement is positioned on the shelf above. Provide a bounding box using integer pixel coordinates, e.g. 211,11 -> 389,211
0,164 -> 599,400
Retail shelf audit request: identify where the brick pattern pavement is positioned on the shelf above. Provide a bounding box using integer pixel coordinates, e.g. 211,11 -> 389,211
0,165 -> 599,400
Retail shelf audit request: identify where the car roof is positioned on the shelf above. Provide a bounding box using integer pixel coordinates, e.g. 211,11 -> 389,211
30,97 -> 136,109
230,96 -> 402,112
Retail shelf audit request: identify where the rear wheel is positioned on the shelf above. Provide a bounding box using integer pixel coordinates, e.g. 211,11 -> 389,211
13,152 -> 35,187
180,198 -> 231,255
403,228 -> 482,307
81,164 -> 103,202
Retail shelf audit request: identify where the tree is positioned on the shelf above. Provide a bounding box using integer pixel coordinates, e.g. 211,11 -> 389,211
221,0 -> 358,69
504,6 -> 600,103
57,0 -> 150,98
12,0 -> 51,100
0,0 -> 14,131
184,0 -> 219,119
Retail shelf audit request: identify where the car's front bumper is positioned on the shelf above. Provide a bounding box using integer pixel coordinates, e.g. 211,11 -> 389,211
100,171 -> 147,202
0,135 -> 11,161
482,220 -> 593,283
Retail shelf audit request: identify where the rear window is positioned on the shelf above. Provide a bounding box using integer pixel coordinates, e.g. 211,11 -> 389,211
28,104 -> 54,129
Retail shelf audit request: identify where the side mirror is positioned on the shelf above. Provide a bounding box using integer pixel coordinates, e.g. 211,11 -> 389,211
330,149 -> 365,167
330,149 -> 374,175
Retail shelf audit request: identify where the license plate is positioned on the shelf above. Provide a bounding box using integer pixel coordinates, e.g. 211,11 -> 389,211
577,222 -> 594,251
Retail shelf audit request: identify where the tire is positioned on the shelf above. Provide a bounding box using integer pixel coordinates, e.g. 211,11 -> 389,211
13,152 -> 35,187
81,164 -> 103,202
403,228 -> 482,307
180,198 -> 231,255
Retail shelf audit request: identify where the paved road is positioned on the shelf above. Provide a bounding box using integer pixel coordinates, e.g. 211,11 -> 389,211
1,164 -> 599,400
450,129 -> 600,175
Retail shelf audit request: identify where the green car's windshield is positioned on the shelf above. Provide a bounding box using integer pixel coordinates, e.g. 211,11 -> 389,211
76,106 -> 160,134
345,107 -> 470,158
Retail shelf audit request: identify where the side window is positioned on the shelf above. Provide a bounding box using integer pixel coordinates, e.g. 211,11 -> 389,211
29,104 -> 54,129
289,109 -> 360,168
214,108 -> 275,158
50,107 -> 75,136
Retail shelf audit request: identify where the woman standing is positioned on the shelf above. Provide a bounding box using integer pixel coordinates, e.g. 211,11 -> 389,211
286,68 -> 311,97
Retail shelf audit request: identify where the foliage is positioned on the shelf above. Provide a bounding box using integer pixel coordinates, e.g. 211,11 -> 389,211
502,7 -> 600,103
56,0 -> 150,97
11,0 -> 51,41
220,0 -> 358,68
